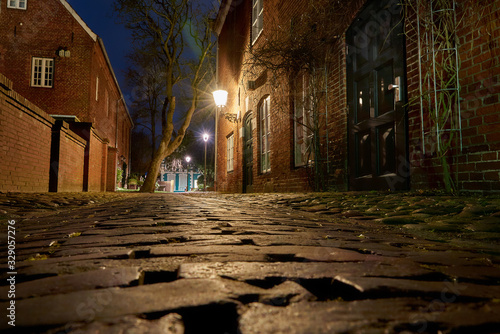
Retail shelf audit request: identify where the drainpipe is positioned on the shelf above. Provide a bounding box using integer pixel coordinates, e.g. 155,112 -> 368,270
214,37 -> 219,191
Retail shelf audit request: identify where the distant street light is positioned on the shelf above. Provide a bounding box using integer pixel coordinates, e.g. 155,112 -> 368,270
203,133 -> 209,191
185,156 -> 191,192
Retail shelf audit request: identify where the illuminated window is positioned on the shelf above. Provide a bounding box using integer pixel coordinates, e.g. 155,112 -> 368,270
8,0 -> 27,9
227,134 -> 234,172
260,96 -> 271,173
31,58 -> 54,88
96,77 -> 99,101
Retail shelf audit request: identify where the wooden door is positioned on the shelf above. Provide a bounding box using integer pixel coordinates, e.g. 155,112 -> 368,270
347,0 -> 409,191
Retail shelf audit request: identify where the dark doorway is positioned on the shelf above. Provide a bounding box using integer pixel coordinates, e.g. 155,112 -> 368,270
346,0 -> 409,191
243,112 -> 253,193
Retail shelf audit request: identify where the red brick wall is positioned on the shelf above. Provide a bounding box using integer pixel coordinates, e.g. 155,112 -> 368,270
90,42 -> 132,177
216,0 -> 319,193
0,0 -> 94,122
406,0 -> 500,192
0,0 -> 133,177
324,0 -> 366,191
216,0 -> 499,193
55,122 -> 86,192
106,147 -> 118,192
0,74 -> 53,192
0,73 -> 114,193
87,130 -> 106,192
216,0 -> 251,193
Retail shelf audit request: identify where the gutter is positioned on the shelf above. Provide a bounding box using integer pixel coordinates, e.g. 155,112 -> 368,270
213,0 -> 233,35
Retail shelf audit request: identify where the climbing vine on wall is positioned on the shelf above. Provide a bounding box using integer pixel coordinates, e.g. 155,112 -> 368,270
404,0 -> 497,193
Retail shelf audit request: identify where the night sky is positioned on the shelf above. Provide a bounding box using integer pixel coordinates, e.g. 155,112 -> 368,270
66,0 -> 132,103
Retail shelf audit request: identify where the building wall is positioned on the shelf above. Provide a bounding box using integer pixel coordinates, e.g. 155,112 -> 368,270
216,0 -> 500,193
406,0 -> 500,192
0,0 -> 94,122
88,130 -> 106,192
106,147 -> 118,192
54,121 -> 86,192
0,73 -> 93,193
0,74 -> 53,192
0,0 -> 133,189
216,0 -> 314,193
89,41 -> 132,159
216,0 -> 250,193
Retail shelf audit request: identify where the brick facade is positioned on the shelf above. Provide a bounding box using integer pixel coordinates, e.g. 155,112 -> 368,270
215,0 -> 500,193
0,75 -> 53,192
0,74 -> 101,192
0,0 -> 133,192
406,0 -> 500,192
49,121 -> 86,192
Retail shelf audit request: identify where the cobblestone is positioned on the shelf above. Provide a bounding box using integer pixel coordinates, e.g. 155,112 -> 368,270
0,191 -> 499,333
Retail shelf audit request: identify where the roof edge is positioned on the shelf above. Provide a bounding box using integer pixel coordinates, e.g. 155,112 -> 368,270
213,0 -> 233,35
59,0 -> 97,41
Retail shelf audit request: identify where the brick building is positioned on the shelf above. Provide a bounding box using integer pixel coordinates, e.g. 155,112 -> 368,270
0,0 -> 132,192
213,0 -> 500,193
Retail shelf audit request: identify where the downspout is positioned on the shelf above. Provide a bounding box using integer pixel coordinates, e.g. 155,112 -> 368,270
214,37 -> 219,191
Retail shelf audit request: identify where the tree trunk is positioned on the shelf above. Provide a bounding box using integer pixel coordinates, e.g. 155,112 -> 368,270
141,148 -> 164,192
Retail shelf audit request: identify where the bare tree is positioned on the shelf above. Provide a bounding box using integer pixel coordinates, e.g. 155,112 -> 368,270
126,50 -> 166,161
114,0 -> 216,192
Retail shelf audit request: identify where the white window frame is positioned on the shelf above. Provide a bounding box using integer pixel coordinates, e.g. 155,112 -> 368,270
294,72 -> 314,167
251,0 -> 263,45
95,76 -> 99,101
8,0 -> 27,10
31,57 -> 54,88
227,134 -> 234,172
260,96 -> 271,173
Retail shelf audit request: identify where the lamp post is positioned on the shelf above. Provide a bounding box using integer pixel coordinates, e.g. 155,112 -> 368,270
212,89 -> 228,193
203,133 -> 209,191
185,156 -> 191,192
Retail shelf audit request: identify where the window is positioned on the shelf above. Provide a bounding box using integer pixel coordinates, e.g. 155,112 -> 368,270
8,0 -> 27,9
294,72 -> 314,167
227,134 -> 234,172
31,58 -> 54,88
260,96 -> 271,172
95,77 -> 99,101
251,0 -> 263,44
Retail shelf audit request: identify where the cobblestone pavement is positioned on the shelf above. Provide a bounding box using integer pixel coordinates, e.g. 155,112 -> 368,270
1,191 -> 500,333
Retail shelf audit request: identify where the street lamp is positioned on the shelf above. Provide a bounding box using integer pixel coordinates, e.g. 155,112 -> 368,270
203,133 -> 209,191
213,89 -> 236,123
212,90 -> 228,108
